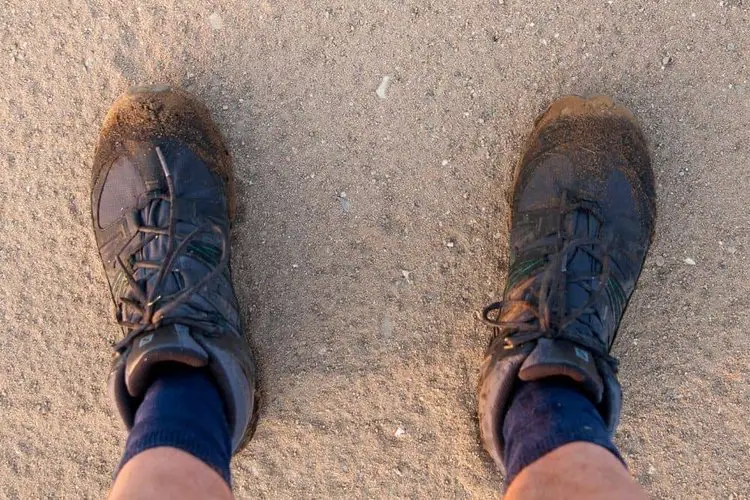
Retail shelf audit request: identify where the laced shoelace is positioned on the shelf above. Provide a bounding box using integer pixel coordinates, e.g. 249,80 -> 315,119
112,146 -> 230,352
480,194 -> 618,369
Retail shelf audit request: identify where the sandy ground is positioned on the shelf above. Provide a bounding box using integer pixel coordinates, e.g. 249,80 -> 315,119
1,0 -> 749,498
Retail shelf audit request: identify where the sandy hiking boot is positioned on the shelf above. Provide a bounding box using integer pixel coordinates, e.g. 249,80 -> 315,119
90,85 -> 258,451
478,96 -> 656,470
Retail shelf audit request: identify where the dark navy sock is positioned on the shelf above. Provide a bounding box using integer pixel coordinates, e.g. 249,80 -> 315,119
118,365 -> 232,484
502,377 -> 623,485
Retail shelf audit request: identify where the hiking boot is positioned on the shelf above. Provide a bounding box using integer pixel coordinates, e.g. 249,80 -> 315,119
90,85 -> 257,451
478,96 -> 656,470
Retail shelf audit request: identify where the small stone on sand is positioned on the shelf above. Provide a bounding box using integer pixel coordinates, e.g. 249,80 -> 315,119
401,270 -> 413,284
376,76 -> 391,99
338,192 -> 351,213
209,13 -> 224,30
339,197 -> 351,213
380,317 -> 393,338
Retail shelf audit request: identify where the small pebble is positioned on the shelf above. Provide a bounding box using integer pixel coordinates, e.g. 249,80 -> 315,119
446,241 -> 455,248
209,12 -> 224,30
684,257 -> 696,266
222,105 -> 229,110
441,159 -> 449,166
376,76 -> 391,99
394,426 -> 406,438
401,270 -> 413,284
655,255 -> 666,267
339,198 -> 351,213
380,317 -> 393,338
338,192 -> 351,213
662,55 -> 671,66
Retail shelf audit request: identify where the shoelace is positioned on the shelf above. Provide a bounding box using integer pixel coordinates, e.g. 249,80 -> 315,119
112,146 -> 230,352
480,194 -> 618,369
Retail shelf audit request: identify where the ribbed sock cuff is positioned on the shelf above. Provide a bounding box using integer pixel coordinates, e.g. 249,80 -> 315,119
502,377 -> 624,485
117,366 -> 232,485
118,424 -> 232,483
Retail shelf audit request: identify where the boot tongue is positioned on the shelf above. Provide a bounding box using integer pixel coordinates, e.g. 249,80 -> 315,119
125,324 -> 209,398
518,337 -> 604,403
140,199 -> 171,280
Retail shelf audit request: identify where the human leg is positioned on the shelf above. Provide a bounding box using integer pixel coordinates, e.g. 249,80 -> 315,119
505,443 -> 646,500
110,448 -> 232,500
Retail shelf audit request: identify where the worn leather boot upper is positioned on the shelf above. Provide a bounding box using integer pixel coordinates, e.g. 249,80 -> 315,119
478,96 -> 656,471
90,86 -> 257,452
